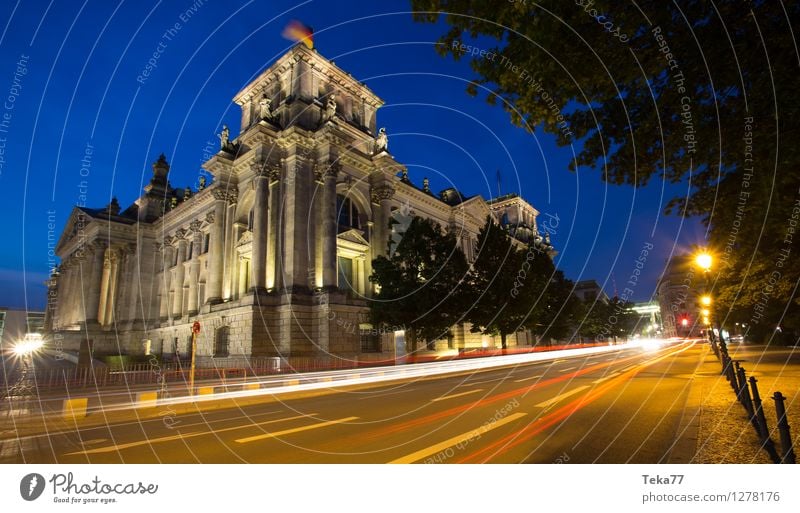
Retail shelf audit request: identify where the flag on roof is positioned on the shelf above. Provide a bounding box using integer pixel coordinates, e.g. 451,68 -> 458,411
282,20 -> 314,49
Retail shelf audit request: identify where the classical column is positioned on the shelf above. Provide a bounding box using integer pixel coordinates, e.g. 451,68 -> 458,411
250,162 -> 270,292
65,259 -> 81,326
266,166 -> 280,290
321,161 -> 340,289
223,187 -> 238,299
371,184 -> 395,258
171,230 -> 188,318
281,147 -> 312,292
103,248 -> 121,325
84,242 -> 106,323
230,222 -> 244,299
159,240 -> 174,321
206,188 -> 227,303
187,220 -> 203,315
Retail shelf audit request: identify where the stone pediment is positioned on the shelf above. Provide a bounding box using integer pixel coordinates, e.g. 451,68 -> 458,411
54,208 -> 93,255
337,228 -> 369,247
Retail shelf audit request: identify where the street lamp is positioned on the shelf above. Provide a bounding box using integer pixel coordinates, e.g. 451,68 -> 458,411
695,252 -> 712,272
700,295 -> 712,307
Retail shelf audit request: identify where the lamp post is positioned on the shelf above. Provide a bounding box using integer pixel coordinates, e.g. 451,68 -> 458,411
694,249 -> 729,368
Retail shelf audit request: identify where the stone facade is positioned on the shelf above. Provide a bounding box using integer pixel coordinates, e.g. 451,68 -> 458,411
45,45 -> 551,361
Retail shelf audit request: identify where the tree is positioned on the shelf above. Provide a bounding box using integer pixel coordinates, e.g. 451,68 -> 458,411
466,217 -> 536,349
411,1 -> 800,341
575,298 -> 609,342
370,216 -> 469,352
530,269 -> 581,343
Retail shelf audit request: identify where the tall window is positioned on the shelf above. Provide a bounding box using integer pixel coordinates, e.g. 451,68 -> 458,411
337,256 -> 353,292
337,194 -> 360,230
214,326 -> 229,357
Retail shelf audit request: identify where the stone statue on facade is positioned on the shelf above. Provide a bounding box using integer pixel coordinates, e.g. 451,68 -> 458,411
374,127 -> 388,154
258,94 -> 272,121
323,94 -> 337,122
218,125 -> 231,151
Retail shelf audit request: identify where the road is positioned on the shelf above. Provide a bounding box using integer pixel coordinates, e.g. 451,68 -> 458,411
2,340 -> 704,463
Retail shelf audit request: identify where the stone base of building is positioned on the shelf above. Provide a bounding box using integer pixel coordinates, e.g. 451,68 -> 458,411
45,291 -> 541,365
44,289 -> 381,361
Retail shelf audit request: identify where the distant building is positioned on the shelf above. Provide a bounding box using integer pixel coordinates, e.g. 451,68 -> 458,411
573,280 -> 609,304
630,301 -> 663,336
0,307 -> 45,350
656,255 -> 702,337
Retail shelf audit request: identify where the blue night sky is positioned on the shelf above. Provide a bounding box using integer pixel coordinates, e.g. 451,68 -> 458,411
0,0 -> 705,311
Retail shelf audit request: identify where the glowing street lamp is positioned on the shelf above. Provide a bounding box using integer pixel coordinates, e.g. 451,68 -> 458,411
695,252 -> 713,272
700,295 -> 712,307
701,308 -> 710,317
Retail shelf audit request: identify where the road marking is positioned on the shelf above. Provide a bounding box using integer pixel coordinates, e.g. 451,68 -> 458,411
235,416 -> 359,444
67,413 -> 317,455
592,372 -> 620,384
534,386 -> 590,408
514,374 -> 543,383
430,389 -> 483,402
559,366 -> 577,372
388,412 -> 528,464
356,388 -> 410,400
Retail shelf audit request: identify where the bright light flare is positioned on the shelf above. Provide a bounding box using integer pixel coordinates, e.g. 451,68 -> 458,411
695,252 -> 713,271
13,333 -> 44,356
638,337 -> 664,351
700,295 -> 712,306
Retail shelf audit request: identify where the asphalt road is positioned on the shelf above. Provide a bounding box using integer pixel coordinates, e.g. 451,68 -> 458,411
2,340 -> 704,463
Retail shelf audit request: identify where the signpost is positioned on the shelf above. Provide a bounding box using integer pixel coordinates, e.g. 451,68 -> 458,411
189,321 -> 201,395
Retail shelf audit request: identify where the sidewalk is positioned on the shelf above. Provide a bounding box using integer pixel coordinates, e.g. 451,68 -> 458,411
672,342 -> 798,463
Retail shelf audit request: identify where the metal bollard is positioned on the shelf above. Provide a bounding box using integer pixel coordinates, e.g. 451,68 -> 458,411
726,360 -> 739,393
772,392 -> 796,464
749,377 -> 781,463
737,366 -> 754,418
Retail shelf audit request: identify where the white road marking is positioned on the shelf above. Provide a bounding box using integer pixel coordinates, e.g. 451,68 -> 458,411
235,416 -> 359,444
388,412 -> 528,463
67,413 -> 317,455
431,389 -> 483,402
534,386 -> 590,408
514,374 -> 543,383
559,366 -> 577,372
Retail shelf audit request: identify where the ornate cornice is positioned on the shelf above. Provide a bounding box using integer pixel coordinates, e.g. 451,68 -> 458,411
205,211 -> 216,225
189,219 -> 203,233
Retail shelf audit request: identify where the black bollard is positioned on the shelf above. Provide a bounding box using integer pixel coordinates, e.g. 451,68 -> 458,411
727,360 -> 739,393
772,392 -> 796,464
737,366 -> 754,417
749,377 -> 781,463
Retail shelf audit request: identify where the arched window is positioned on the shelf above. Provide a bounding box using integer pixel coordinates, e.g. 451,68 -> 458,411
337,194 -> 360,230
